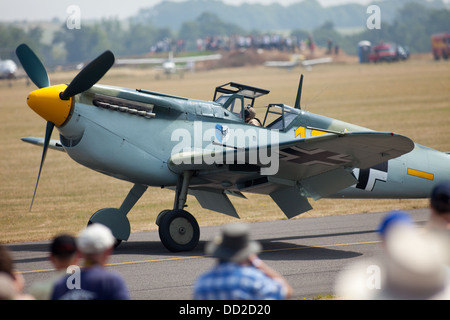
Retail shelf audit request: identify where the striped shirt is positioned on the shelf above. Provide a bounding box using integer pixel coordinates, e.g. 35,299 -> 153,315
194,262 -> 287,300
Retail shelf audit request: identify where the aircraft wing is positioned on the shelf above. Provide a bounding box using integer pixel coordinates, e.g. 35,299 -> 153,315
264,60 -> 299,68
172,54 -> 222,63
168,131 -> 414,218
21,137 -> 65,152
169,131 -> 413,174
301,57 -> 332,66
115,57 -> 165,65
265,55 -> 332,69
115,54 -> 222,66
275,130 -> 413,179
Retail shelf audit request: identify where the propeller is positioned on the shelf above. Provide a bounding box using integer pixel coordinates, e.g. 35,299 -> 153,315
16,44 -> 50,89
28,121 -> 54,211
16,44 -> 115,210
60,50 -> 115,100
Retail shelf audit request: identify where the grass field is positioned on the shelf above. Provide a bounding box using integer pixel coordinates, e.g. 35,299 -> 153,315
1,54 -> 449,243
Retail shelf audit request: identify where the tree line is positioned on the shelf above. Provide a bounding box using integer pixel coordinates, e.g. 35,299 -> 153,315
1,2 -> 448,66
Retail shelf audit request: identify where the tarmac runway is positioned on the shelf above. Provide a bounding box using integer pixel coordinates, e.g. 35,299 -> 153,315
8,208 -> 430,300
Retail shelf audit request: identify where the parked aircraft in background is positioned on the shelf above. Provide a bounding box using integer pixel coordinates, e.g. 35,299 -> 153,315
116,51 -> 222,78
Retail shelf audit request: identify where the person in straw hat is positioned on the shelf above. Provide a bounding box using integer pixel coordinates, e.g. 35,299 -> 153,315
194,223 -> 292,300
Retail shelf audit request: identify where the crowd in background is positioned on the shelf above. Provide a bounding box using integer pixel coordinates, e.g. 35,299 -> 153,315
150,33 -> 316,54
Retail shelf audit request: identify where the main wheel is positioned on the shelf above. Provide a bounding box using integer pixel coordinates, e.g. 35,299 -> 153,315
158,209 -> 200,252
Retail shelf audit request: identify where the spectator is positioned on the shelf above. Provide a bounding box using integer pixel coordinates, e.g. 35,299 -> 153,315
51,224 -> 129,300
335,214 -> 450,300
377,210 -> 413,241
426,182 -> 450,268
0,245 -> 34,300
28,234 -> 79,300
428,182 -> 450,230
0,272 -> 17,300
194,223 -> 292,300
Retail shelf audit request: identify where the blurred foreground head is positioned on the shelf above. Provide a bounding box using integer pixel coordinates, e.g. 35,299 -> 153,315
335,224 -> 450,300
429,182 -> 450,230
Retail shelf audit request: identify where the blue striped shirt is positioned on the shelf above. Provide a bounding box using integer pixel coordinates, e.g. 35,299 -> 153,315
194,262 -> 287,300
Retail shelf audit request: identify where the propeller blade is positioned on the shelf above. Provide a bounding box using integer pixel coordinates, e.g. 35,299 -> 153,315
60,50 -> 115,100
30,121 -> 54,211
16,44 -> 50,89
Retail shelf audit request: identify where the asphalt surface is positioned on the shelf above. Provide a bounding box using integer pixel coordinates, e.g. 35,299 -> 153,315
8,208 -> 430,300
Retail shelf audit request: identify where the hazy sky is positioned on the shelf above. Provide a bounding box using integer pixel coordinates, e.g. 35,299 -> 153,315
0,0 -> 374,22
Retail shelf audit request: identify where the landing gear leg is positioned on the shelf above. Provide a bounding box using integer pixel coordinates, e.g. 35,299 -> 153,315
158,171 -> 200,252
89,184 -> 147,246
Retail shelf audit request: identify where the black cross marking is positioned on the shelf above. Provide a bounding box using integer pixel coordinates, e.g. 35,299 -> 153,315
279,147 -> 351,166
355,161 -> 388,191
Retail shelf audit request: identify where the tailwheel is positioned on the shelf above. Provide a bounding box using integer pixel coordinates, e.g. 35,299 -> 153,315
158,209 -> 200,252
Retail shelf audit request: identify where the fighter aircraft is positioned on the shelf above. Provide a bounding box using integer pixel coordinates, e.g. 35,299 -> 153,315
115,51 -> 222,78
0,57 -> 18,82
16,43 -> 450,252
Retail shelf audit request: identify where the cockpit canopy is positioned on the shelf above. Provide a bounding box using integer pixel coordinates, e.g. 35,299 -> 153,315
213,82 -> 270,108
213,82 -> 299,131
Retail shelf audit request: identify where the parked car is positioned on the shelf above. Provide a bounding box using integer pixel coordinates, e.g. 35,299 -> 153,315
369,43 -> 408,63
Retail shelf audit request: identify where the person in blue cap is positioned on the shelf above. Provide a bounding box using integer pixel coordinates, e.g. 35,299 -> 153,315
377,210 -> 413,240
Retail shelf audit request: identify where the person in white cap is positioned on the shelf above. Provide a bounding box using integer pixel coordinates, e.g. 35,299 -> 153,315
194,223 -> 292,300
51,224 -> 129,300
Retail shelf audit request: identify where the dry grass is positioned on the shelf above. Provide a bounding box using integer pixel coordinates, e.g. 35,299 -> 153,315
1,54 -> 449,243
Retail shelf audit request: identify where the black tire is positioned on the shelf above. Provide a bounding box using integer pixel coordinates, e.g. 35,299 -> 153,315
158,209 -> 200,252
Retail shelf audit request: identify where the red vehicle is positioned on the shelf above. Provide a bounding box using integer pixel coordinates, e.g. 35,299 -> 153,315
369,43 -> 400,63
431,33 -> 450,60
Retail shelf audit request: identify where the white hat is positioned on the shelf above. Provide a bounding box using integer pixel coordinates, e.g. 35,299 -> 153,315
381,225 -> 450,299
77,224 -> 115,255
335,225 -> 450,300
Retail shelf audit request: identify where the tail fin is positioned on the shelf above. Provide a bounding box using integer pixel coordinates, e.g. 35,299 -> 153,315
294,74 -> 303,109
